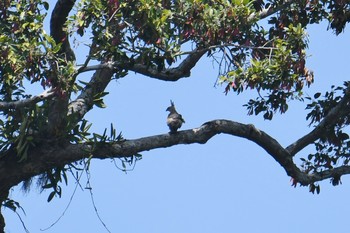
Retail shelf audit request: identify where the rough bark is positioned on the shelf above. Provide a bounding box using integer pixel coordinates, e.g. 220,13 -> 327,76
68,68 -> 114,123
50,0 -> 76,61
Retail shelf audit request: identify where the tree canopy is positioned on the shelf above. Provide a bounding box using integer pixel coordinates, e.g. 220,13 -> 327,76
1,0 -> 350,232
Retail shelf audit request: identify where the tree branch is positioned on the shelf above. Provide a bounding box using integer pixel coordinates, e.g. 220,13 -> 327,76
286,86 -> 350,156
0,89 -> 55,111
308,166 -> 350,184
68,67 -> 114,121
127,49 -> 207,81
77,62 -> 116,74
77,49 -> 206,81
0,119 -> 315,192
50,0 -> 76,61
248,0 -> 294,22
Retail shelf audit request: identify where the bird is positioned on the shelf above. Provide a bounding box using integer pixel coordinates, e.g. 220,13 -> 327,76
166,100 -> 185,133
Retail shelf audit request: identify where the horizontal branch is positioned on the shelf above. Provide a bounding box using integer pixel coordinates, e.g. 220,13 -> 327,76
5,112 -> 349,194
1,119 -> 315,192
0,89 -> 55,111
77,49 -> 206,82
308,166 -> 350,184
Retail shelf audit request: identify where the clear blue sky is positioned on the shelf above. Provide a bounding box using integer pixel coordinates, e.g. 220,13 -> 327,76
3,3 -> 350,233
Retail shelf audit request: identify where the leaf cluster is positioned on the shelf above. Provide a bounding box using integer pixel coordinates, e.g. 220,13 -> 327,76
0,1 -> 63,92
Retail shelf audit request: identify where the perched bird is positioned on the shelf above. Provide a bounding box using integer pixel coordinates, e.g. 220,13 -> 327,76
166,100 -> 185,133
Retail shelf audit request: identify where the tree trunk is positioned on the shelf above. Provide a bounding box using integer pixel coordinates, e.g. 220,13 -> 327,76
0,189 -> 9,233
0,210 -> 4,233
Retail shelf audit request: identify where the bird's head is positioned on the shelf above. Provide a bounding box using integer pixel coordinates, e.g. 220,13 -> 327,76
166,100 -> 176,112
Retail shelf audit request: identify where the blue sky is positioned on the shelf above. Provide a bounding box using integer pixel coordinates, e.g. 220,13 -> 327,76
3,3 -> 350,233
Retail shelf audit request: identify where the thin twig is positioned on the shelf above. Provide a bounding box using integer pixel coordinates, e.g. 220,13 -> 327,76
85,165 -> 112,233
15,211 -> 30,233
40,167 -> 85,231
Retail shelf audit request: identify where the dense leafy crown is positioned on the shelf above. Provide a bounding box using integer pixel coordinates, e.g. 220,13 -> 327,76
0,0 -> 350,221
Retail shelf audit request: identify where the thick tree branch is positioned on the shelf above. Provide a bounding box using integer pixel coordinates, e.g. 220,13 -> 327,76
0,89 -> 55,111
77,49 -> 206,81
68,68 -> 114,121
50,0 -> 76,61
127,49 -> 207,81
287,86 -> 350,156
0,119 -> 316,193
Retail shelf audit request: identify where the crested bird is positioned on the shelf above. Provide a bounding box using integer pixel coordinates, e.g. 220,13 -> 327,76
166,100 -> 185,133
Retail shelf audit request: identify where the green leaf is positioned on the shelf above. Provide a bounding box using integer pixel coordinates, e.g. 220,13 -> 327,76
134,153 -> 142,159
52,43 -> 62,53
43,1 -> 49,10
308,154 -> 314,160
3,199 -> 21,212
62,170 -> 68,185
93,92 -> 109,108
316,185 -> 320,194
42,183 -> 54,189
78,80 -> 90,86
47,191 -> 56,202
94,100 -> 107,108
314,92 -> 321,99
0,35 -> 8,43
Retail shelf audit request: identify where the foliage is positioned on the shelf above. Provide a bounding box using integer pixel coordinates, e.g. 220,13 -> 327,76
70,0 -> 348,120
302,83 -> 350,179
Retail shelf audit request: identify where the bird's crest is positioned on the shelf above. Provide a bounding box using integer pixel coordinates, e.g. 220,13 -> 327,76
166,100 -> 176,112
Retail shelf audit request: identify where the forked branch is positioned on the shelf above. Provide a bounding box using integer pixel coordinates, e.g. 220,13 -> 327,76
287,86 -> 350,156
